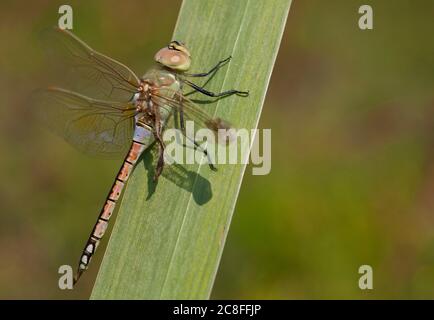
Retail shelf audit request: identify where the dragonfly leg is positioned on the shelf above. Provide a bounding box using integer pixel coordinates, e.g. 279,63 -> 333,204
177,101 -> 216,170
184,56 -> 232,77
182,135 -> 217,171
183,79 -> 249,98
155,143 -> 165,180
153,129 -> 166,181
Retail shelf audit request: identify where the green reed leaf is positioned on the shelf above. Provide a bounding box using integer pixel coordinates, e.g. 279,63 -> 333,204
91,0 -> 291,299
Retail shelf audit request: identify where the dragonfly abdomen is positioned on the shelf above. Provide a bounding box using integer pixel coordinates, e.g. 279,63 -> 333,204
74,126 -> 153,285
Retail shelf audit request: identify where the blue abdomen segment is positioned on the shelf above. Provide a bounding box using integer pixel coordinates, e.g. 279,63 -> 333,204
133,123 -> 154,146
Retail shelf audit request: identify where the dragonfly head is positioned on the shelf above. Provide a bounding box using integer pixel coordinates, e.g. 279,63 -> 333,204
154,41 -> 191,72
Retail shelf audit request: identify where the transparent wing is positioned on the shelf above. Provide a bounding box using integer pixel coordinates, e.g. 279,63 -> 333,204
41,27 -> 141,102
152,90 -> 235,146
153,89 -> 232,132
33,87 -> 136,158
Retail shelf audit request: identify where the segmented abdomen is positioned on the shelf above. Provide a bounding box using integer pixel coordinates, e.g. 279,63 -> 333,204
74,125 -> 153,284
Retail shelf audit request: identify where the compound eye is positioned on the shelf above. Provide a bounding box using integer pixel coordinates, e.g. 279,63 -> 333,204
154,47 -> 191,71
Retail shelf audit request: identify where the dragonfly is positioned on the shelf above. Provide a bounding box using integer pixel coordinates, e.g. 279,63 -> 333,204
33,27 -> 248,285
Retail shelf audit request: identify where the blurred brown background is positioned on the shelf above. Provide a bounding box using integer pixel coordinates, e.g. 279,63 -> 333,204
1,0 -> 434,299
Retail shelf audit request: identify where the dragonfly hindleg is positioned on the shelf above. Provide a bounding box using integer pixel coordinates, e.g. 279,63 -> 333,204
183,136 -> 217,171
176,104 -> 216,170
152,128 -> 166,181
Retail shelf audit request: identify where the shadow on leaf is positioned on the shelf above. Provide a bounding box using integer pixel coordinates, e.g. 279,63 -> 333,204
140,145 -> 213,205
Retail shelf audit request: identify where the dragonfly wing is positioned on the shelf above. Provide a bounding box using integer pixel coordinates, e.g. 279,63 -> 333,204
41,27 -> 140,102
181,98 -> 234,145
153,90 -> 233,141
33,87 -> 136,158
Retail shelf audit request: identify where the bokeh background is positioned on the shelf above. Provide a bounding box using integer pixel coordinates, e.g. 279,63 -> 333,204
1,0 -> 434,299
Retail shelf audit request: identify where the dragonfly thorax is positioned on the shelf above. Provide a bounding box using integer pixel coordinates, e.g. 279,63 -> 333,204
134,68 -> 182,127
140,68 -> 180,88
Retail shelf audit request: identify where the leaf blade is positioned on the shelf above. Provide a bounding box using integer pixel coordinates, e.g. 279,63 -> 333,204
91,0 -> 291,299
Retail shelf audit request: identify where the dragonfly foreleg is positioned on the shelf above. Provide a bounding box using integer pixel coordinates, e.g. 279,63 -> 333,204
183,56 -> 232,77
182,79 -> 249,98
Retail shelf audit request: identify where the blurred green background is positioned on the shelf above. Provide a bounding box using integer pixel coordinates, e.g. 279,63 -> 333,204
1,0 -> 434,299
